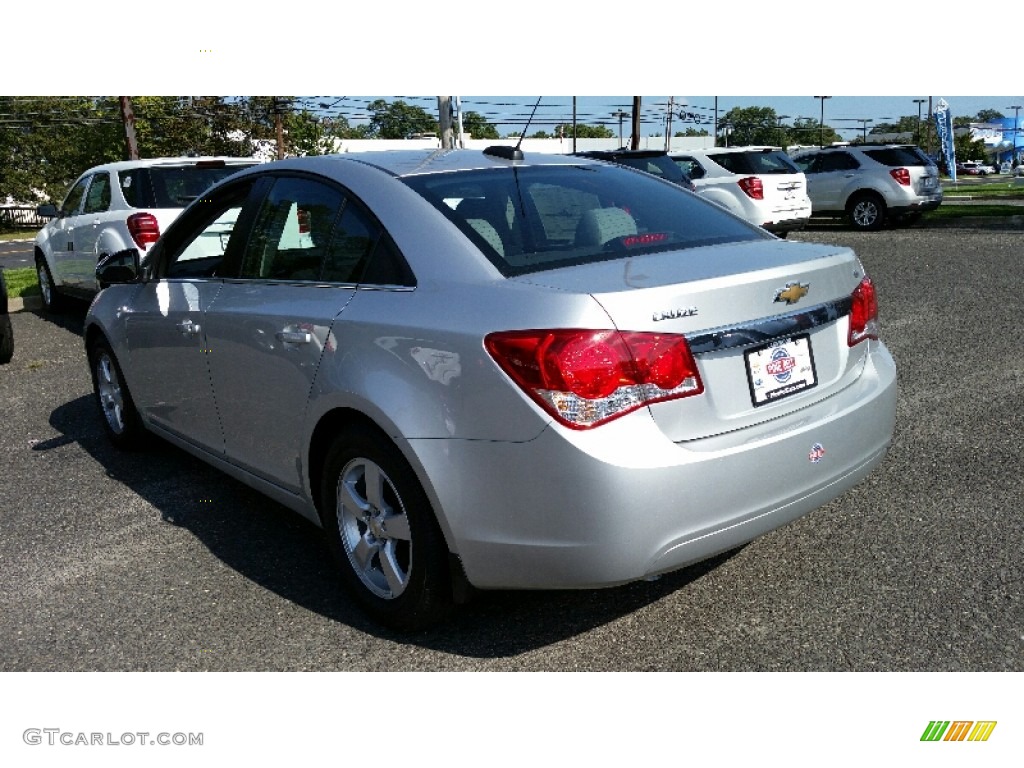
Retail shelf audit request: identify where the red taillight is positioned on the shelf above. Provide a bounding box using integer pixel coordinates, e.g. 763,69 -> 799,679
848,276 -> 879,346
890,167 -> 911,186
127,213 -> 160,249
737,176 -> 764,200
485,329 -> 704,429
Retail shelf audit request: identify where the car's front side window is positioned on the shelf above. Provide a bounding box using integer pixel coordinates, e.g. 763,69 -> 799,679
60,175 -> 91,217
83,172 -> 111,214
159,179 -> 260,280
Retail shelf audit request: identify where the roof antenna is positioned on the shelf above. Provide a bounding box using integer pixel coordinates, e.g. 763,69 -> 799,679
484,97 -> 541,161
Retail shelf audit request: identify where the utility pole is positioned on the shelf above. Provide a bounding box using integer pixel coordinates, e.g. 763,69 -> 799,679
273,97 -> 288,160
814,96 -> 831,147
631,97 -> 641,150
119,96 -> 139,161
438,96 -> 454,149
913,99 -> 926,145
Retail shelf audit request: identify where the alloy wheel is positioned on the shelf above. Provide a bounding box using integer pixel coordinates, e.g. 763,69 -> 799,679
336,457 -> 413,599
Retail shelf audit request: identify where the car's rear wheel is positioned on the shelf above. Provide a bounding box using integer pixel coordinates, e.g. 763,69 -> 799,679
35,255 -> 65,312
320,425 -> 453,631
87,338 -> 146,449
847,192 -> 887,231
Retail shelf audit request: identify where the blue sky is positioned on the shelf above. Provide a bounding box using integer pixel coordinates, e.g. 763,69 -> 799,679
297,96 -> 1020,140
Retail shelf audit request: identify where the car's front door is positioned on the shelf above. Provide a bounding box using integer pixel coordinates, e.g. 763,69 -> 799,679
71,171 -> 113,289
45,175 -> 91,286
124,178 -> 261,455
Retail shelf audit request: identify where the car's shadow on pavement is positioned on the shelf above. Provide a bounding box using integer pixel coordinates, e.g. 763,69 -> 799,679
46,393 -> 735,659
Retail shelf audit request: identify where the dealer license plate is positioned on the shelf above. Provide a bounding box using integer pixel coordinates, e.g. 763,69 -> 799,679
745,334 -> 818,407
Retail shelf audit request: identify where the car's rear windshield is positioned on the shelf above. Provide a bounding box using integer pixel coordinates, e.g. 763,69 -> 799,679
119,163 -> 255,208
863,148 -> 930,167
402,164 -> 767,277
710,150 -> 800,175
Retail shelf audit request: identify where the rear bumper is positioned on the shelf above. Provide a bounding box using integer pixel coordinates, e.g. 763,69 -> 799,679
408,341 -> 897,590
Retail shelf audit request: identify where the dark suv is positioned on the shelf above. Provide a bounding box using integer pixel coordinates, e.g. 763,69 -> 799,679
792,144 -> 942,230
573,149 -> 697,192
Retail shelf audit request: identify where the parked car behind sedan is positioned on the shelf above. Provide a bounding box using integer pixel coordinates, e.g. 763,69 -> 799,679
84,149 -> 897,630
671,146 -> 812,236
572,148 -> 697,191
0,268 -> 12,364
34,156 -> 258,311
792,144 -> 942,230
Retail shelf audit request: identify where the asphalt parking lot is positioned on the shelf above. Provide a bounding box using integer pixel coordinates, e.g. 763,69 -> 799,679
0,222 -> 1021,671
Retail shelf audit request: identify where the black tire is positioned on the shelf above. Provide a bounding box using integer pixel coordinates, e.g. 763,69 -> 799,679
0,313 -> 12,364
320,425 -> 453,631
846,192 -> 887,231
87,337 -> 147,449
35,255 -> 66,312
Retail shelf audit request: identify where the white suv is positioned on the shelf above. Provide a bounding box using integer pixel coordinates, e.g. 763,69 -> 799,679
671,147 -> 812,236
34,157 -> 257,310
791,144 -> 942,231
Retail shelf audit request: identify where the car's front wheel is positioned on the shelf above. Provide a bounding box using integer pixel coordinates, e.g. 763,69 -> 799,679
320,425 -> 453,631
847,192 -> 887,231
87,337 -> 146,449
35,255 -> 65,312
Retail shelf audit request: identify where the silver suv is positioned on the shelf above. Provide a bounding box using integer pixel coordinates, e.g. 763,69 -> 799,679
672,147 -> 811,236
791,144 -> 942,231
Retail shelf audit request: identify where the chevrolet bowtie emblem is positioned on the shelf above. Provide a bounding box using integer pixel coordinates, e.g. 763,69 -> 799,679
774,282 -> 809,305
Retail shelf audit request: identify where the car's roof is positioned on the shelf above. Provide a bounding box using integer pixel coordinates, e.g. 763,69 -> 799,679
82,157 -> 259,174
238,149 -> 593,179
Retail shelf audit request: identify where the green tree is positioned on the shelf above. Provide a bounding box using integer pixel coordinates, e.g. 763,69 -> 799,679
954,132 -> 987,162
366,99 -> 438,139
552,123 -> 614,139
976,109 -> 1004,123
718,106 -> 783,146
786,116 -> 841,147
674,128 -> 710,137
462,110 -> 499,140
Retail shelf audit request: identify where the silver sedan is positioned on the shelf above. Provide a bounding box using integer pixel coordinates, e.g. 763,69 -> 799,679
84,148 -> 897,630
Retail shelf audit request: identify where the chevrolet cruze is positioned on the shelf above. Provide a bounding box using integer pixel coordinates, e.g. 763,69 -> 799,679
84,148 -> 897,630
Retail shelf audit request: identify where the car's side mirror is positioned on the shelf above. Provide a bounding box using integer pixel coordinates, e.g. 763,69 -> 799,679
37,203 -> 60,219
96,248 -> 141,288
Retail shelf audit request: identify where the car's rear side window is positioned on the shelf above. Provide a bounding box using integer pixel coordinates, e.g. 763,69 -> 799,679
711,151 -> 800,175
122,165 -> 256,209
403,164 -> 766,277
864,148 -> 928,166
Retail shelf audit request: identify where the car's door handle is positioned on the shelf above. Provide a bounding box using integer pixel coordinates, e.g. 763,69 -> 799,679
176,318 -> 201,337
276,329 -> 312,345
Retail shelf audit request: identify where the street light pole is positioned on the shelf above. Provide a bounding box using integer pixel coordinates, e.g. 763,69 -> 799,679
913,99 -> 926,145
776,115 -> 790,147
612,110 -> 629,147
814,96 -> 831,147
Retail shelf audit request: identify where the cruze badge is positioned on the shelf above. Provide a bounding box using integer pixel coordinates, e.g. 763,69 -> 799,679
774,282 -> 809,305
653,307 -> 698,322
